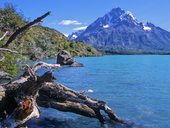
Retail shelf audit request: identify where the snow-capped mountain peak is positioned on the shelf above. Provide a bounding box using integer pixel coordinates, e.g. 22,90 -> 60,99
68,7 -> 170,54
100,8 -> 138,28
109,7 -> 125,17
69,7 -> 140,39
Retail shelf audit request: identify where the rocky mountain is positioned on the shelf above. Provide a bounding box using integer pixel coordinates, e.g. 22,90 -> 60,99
70,7 -> 170,54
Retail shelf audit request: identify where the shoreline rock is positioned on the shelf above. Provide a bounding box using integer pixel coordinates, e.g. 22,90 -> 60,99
57,50 -> 84,67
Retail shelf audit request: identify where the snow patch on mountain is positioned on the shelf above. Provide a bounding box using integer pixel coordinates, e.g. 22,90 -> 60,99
143,24 -> 152,31
103,24 -> 110,28
68,30 -> 85,40
72,34 -> 78,39
125,11 -> 136,20
119,10 -> 138,25
143,26 -> 152,31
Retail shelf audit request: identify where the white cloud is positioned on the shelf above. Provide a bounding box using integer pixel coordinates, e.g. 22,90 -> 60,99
73,26 -> 88,31
58,20 -> 82,26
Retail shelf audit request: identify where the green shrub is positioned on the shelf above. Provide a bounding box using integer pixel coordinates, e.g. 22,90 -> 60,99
0,53 -> 18,76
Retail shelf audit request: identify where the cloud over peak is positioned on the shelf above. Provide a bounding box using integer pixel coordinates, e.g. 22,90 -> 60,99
58,20 -> 82,26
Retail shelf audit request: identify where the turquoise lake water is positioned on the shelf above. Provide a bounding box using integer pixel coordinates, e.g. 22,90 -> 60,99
28,55 -> 170,128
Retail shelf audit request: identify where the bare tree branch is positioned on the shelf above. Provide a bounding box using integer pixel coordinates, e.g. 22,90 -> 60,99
0,56 -> 5,61
1,12 -> 51,48
0,31 -> 9,41
0,12 -> 50,63
32,62 -> 60,72
0,48 -> 18,62
0,48 -> 18,53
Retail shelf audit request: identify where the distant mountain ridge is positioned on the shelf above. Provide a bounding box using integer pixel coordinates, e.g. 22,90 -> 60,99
69,7 -> 170,54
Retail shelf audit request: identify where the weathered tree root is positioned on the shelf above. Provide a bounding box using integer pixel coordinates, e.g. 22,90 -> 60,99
0,62 -> 57,127
0,62 -> 124,127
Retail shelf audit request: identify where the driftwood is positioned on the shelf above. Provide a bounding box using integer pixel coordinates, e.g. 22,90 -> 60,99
0,62 -> 58,127
38,82 -> 124,124
0,62 -> 124,127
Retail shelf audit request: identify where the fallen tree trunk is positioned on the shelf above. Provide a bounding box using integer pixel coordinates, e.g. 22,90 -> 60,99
0,63 -> 56,127
0,62 -> 124,127
38,82 -> 124,124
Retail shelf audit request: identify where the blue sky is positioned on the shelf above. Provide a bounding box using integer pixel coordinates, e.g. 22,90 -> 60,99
1,0 -> 170,36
